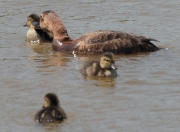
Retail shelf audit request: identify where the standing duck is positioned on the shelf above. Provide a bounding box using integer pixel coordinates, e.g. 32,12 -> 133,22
39,10 -> 160,54
24,14 -> 53,42
81,52 -> 117,77
34,93 -> 67,123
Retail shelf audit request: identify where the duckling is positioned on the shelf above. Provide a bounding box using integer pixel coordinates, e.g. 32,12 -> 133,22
24,14 -> 53,42
25,20 -> 40,43
81,52 -> 117,77
34,93 -> 67,123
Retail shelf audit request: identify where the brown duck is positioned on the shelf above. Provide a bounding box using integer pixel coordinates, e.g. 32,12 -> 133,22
40,10 -> 159,54
34,93 -> 67,123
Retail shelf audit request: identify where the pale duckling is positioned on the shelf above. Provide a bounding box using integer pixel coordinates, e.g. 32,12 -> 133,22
24,14 -> 52,42
34,93 -> 67,123
81,52 -> 117,77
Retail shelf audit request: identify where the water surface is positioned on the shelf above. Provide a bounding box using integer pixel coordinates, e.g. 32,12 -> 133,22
0,0 -> 180,132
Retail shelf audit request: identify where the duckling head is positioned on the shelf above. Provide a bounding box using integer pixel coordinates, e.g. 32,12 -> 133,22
24,14 -> 40,27
43,93 -> 60,108
100,52 -> 117,69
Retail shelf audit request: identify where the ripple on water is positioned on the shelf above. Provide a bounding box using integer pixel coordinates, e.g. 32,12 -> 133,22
1,0 -> 180,131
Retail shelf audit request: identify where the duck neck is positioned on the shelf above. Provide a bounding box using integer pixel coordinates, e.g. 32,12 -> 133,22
29,24 -> 35,29
53,27 -> 73,42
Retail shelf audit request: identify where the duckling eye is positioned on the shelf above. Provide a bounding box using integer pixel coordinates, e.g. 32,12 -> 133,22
40,15 -> 44,21
104,59 -> 109,62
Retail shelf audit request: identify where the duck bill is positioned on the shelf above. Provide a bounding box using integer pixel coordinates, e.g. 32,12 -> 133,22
111,63 -> 117,70
23,23 -> 28,27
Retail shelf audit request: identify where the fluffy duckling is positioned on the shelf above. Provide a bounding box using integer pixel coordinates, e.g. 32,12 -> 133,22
81,52 -> 117,77
24,14 -> 53,42
34,93 -> 67,123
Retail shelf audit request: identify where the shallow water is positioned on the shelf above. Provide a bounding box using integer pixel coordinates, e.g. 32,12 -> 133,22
0,0 -> 180,132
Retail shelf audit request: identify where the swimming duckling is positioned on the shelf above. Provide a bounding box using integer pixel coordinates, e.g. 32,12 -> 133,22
34,93 -> 67,123
24,14 -> 53,42
81,52 -> 117,77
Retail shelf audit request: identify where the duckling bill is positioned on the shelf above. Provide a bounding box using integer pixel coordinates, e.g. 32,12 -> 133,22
81,52 -> 117,77
34,93 -> 67,123
24,14 -> 53,42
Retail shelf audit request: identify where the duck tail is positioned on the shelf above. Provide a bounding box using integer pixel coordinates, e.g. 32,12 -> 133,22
140,39 -> 160,52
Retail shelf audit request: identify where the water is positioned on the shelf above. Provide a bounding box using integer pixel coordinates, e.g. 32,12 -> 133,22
0,0 -> 180,132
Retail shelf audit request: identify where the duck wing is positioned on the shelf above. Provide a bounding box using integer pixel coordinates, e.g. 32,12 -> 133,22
35,28 -> 53,42
32,22 -> 53,42
75,30 -> 159,54
81,61 -> 101,76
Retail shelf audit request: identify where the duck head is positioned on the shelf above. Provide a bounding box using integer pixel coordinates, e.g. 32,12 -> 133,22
43,93 -> 60,108
24,14 -> 40,28
40,10 -> 70,41
100,52 -> 117,69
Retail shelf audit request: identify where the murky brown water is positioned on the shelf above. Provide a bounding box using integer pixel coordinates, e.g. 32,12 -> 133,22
1,0 -> 180,131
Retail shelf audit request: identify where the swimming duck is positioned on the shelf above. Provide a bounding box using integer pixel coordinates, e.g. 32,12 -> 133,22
24,14 -> 53,42
81,52 -> 117,77
34,93 -> 67,123
39,10 -> 160,54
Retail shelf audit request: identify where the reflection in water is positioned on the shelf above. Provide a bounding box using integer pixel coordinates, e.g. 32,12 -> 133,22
25,41 -> 70,67
35,123 -> 61,131
83,76 -> 116,88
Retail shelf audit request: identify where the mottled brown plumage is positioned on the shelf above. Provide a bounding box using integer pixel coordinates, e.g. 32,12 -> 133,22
34,93 -> 67,123
40,10 -> 159,54
81,52 -> 117,77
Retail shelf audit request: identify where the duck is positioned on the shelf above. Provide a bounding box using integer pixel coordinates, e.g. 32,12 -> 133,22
81,52 -> 117,77
39,10 -> 160,54
24,14 -> 53,42
34,93 -> 67,123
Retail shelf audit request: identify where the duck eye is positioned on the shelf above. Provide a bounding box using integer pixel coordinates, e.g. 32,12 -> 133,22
104,59 -> 109,62
40,15 -> 44,21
